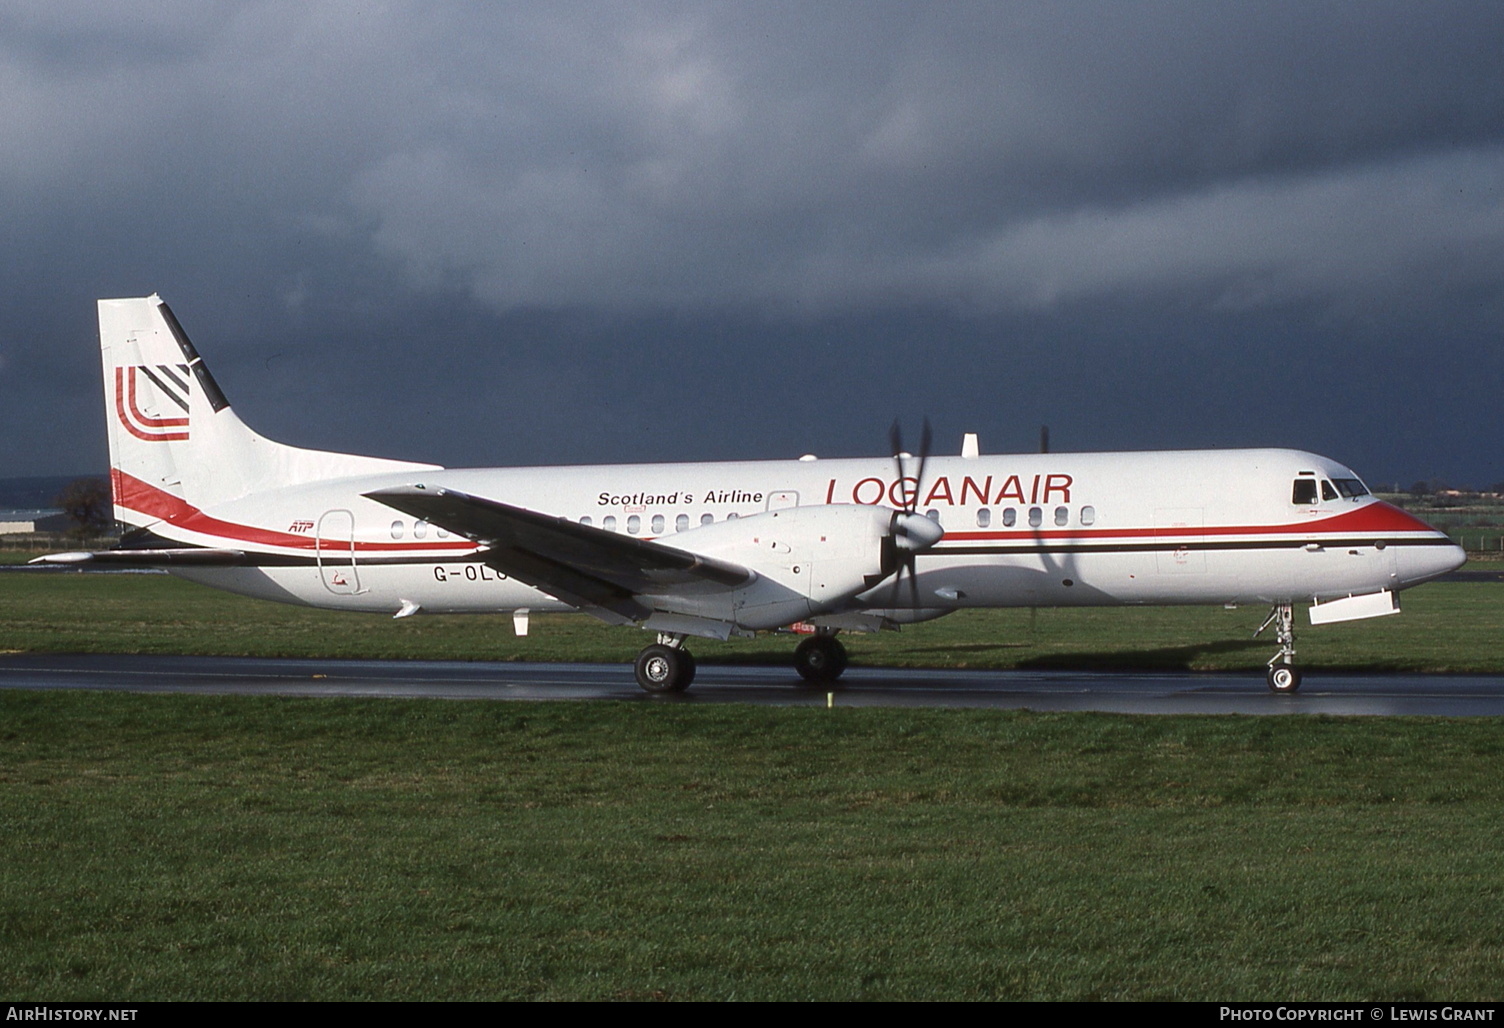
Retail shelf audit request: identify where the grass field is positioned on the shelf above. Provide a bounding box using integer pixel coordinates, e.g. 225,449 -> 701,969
3,558 -> 1503,1000
4,692 -> 1504,1001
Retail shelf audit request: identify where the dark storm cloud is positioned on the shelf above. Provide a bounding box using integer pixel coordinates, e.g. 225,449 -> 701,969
1,1 -> 1501,486
338,1 -> 1504,311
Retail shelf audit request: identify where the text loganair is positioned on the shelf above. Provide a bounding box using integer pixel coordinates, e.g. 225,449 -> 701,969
824,473 -> 1074,508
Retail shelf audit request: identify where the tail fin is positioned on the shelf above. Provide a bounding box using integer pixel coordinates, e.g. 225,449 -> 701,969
99,295 -> 438,529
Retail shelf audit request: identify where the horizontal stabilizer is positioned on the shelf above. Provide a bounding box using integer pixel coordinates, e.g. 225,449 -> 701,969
31,548 -> 249,567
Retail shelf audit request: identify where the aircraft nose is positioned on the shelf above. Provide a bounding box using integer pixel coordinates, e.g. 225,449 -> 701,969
1395,539 -> 1466,587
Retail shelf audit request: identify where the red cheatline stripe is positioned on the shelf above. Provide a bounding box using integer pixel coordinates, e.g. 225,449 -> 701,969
111,470 -> 476,553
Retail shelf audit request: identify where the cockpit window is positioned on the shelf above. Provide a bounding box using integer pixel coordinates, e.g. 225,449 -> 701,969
1321,480 -> 1338,501
1292,479 -> 1318,505
1333,478 -> 1369,498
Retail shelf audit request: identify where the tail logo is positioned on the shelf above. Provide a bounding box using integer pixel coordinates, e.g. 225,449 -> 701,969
114,365 -> 190,442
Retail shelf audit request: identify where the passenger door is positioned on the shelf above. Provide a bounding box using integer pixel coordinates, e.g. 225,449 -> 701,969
316,509 -> 363,595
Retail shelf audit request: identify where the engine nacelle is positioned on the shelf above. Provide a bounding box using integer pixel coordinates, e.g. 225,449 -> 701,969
645,504 -> 912,631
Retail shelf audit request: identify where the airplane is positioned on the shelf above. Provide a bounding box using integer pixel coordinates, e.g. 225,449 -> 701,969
37,295 -> 1466,694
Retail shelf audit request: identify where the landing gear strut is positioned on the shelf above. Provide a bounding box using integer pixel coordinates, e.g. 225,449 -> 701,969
794,632 -> 848,684
635,634 -> 695,693
1256,603 -> 1301,693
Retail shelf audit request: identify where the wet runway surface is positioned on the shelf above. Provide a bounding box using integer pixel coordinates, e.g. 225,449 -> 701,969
3,652 -> 1504,715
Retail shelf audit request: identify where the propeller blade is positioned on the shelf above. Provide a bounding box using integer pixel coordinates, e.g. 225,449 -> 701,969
889,417 -> 932,514
885,418 -> 942,607
887,509 -> 945,608
911,417 -> 933,515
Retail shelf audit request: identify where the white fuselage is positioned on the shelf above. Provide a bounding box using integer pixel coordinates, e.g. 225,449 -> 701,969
128,447 -> 1462,626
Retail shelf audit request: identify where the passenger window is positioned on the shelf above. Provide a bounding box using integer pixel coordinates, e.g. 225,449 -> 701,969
675,514 -> 689,532
1292,479 -> 1318,504
976,508 -> 991,528
925,509 -> 940,522
435,526 -> 449,539
1028,507 -> 1042,528
603,515 -> 617,532
1081,506 -> 1096,526
1321,480 -> 1337,501
650,514 -> 664,534
1054,506 -> 1068,526
579,516 -> 592,527
390,520 -> 404,539
700,513 -> 714,526
413,520 -> 428,539
1002,508 -> 1016,527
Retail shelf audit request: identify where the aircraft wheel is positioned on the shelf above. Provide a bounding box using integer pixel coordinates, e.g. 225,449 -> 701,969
636,644 -> 694,693
1266,662 -> 1301,693
794,636 -> 848,684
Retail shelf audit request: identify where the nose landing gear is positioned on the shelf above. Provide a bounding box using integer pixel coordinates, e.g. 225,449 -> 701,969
1256,603 -> 1302,693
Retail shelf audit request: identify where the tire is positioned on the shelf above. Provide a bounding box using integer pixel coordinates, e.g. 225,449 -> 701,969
675,650 -> 696,692
794,636 -> 848,684
1267,662 -> 1301,693
635,644 -> 694,693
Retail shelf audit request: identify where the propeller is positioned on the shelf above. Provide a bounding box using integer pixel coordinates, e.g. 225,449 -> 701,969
885,417 -> 944,608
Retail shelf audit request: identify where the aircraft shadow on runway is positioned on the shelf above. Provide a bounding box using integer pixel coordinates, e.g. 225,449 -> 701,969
1013,638 -> 1267,672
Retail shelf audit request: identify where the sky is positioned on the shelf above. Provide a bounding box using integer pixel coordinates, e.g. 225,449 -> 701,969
2,1 -> 1502,490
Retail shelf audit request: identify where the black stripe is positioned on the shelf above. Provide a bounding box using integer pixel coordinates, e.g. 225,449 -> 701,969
137,365 -> 190,413
115,533 -> 488,567
239,553 -> 492,568
157,300 -> 230,413
155,363 -> 191,394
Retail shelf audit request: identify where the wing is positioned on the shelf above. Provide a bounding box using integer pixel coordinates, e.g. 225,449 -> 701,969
365,485 -> 753,625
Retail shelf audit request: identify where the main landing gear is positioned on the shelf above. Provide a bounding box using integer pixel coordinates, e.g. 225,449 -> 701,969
1255,603 -> 1302,693
634,634 -> 696,694
633,630 -> 851,693
793,632 -> 848,684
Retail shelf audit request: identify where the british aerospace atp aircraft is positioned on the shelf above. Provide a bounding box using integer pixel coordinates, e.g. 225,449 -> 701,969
38,296 -> 1466,694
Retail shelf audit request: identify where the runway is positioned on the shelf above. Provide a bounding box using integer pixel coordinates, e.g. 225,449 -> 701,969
3,653 -> 1504,715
